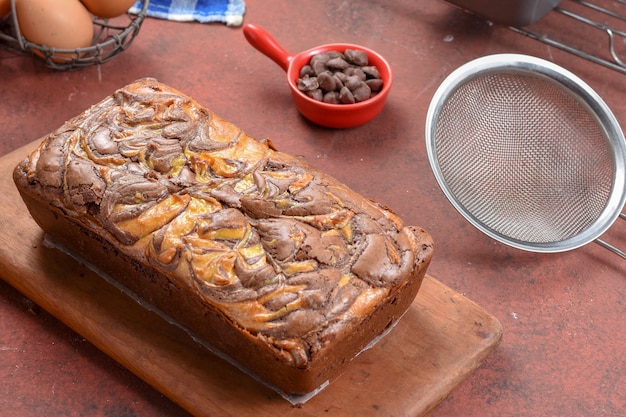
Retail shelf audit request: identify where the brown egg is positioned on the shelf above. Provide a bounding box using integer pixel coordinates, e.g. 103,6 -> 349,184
16,0 -> 94,62
0,0 -> 11,17
80,0 -> 136,18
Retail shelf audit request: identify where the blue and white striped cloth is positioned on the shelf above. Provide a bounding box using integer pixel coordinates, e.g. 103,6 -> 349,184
130,0 -> 246,26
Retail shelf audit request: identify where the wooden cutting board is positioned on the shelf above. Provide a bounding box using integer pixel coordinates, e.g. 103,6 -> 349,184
0,142 -> 503,417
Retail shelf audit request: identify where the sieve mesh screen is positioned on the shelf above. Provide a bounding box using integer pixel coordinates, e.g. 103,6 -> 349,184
432,71 -> 615,244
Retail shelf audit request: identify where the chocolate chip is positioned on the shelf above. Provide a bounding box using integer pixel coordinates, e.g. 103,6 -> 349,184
296,49 -> 383,105
362,66 -> 380,79
352,83 -> 372,102
317,71 -> 337,92
326,57 -> 350,70
344,75 -> 362,91
306,89 -> 323,101
344,49 -> 368,66
323,91 -> 340,104
297,75 -> 319,92
339,86 -> 355,104
365,78 -> 383,92
300,65 -> 315,78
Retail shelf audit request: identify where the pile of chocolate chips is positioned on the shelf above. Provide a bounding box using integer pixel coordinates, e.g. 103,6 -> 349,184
297,49 -> 383,104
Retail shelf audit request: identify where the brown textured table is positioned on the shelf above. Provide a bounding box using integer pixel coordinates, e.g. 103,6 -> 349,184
1,1 -> 625,416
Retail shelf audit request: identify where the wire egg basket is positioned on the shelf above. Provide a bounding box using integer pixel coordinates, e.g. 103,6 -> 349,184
0,0 -> 149,70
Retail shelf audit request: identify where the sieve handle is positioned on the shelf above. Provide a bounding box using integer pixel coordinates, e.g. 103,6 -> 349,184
594,213 -> 626,259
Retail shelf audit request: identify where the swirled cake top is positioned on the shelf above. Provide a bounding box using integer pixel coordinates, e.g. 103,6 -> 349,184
24,79 -> 426,365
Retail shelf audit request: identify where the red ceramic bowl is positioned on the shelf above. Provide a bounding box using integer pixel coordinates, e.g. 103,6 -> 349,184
243,23 -> 393,129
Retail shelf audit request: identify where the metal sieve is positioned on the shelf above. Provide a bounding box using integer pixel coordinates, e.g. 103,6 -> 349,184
425,54 -> 626,258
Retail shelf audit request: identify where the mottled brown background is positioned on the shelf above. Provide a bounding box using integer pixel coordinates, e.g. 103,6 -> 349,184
1,1 -> 624,416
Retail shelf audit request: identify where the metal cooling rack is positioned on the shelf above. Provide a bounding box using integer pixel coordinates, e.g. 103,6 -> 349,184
510,0 -> 626,74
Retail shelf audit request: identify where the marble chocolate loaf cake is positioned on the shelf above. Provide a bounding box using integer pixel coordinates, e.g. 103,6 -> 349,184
13,78 -> 434,395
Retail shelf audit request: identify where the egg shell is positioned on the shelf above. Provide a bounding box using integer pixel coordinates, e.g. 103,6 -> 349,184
80,0 -> 136,18
0,0 -> 10,17
17,0 -> 94,61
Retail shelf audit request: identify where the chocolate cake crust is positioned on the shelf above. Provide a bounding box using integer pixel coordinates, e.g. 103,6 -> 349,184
13,78 -> 433,395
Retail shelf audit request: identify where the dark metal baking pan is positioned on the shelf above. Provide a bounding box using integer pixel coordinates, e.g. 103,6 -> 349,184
444,0 -> 563,26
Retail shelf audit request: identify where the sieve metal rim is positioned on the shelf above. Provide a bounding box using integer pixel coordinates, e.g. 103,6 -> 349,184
425,54 -> 626,253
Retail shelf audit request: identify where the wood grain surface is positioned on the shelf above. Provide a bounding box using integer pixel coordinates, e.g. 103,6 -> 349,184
0,141 -> 502,417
